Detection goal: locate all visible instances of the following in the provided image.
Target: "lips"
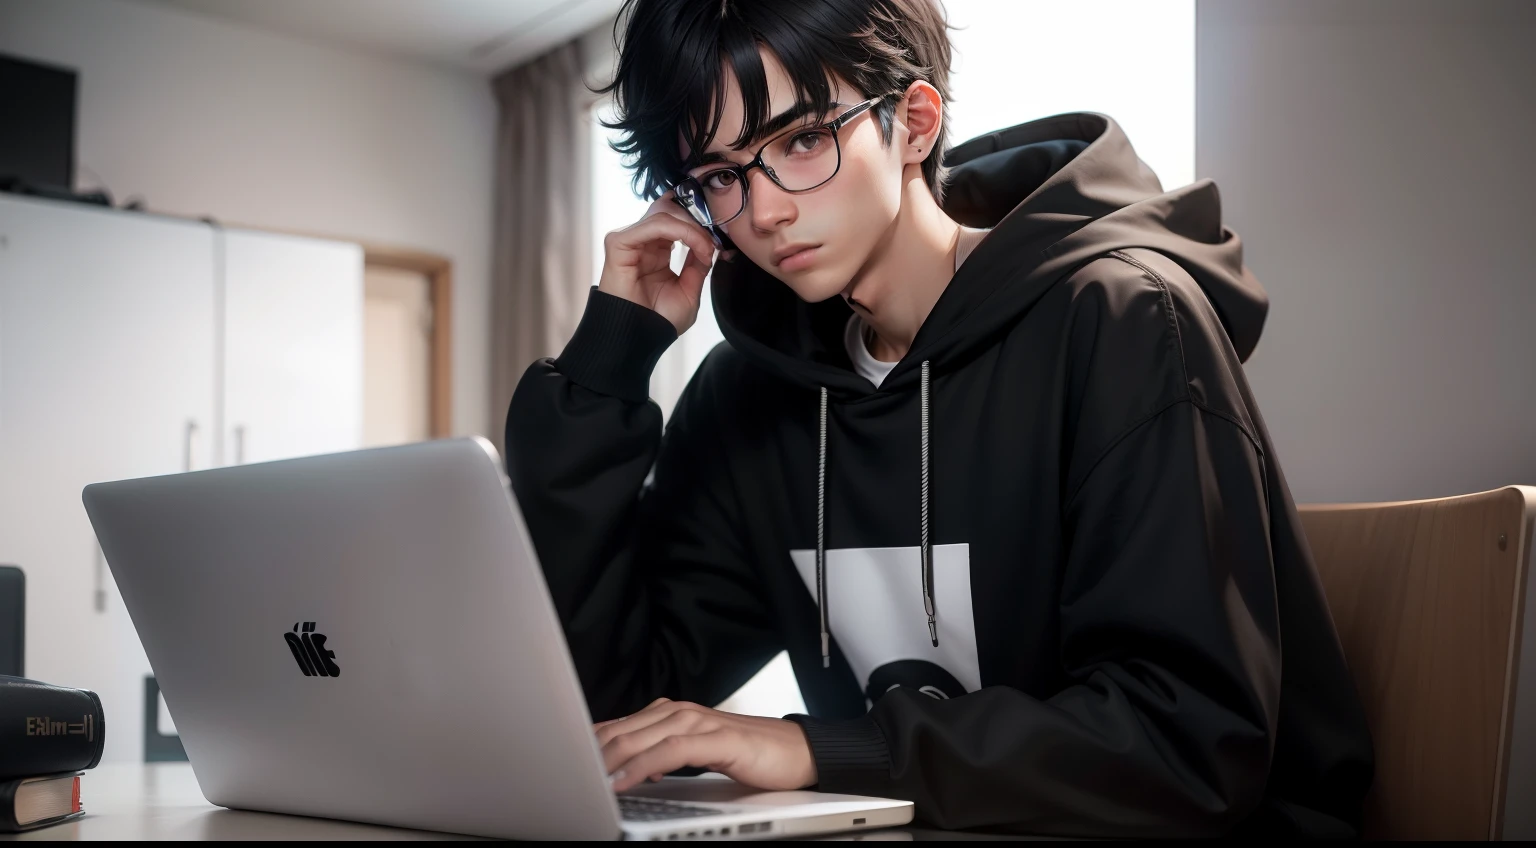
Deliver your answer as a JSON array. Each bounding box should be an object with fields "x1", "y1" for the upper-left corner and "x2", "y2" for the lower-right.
[{"x1": 773, "y1": 244, "x2": 820, "y2": 271}]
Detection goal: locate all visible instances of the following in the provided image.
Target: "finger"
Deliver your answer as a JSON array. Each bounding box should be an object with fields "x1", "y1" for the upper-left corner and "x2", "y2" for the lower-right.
[
  {"x1": 610, "y1": 730, "x2": 735, "y2": 794},
  {"x1": 594, "y1": 699, "x2": 670, "y2": 733},
  {"x1": 672, "y1": 229, "x2": 718, "y2": 274},
  {"x1": 608, "y1": 227, "x2": 712, "y2": 280},
  {"x1": 687, "y1": 242, "x2": 716, "y2": 271},
  {"x1": 675, "y1": 256, "x2": 708, "y2": 309},
  {"x1": 593, "y1": 698, "x2": 671, "y2": 732},
  {"x1": 597, "y1": 701, "x2": 691, "y2": 751},
  {"x1": 601, "y1": 709, "x2": 715, "y2": 775},
  {"x1": 635, "y1": 266, "x2": 685, "y2": 302},
  {"x1": 617, "y1": 213, "x2": 716, "y2": 269},
  {"x1": 634, "y1": 222, "x2": 715, "y2": 282},
  {"x1": 634, "y1": 244, "x2": 675, "y2": 277},
  {"x1": 596, "y1": 699, "x2": 691, "y2": 747},
  {"x1": 633, "y1": 249, "x2": 708, "y2": 290}
]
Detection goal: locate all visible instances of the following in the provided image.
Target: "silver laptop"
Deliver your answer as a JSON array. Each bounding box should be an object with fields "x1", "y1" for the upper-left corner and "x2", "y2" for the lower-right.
[{"x1": 82, "y1": 437, "x2": 912, "y2": 841}]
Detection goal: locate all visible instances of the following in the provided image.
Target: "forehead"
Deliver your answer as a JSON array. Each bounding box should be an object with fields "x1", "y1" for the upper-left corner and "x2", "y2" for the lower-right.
[{"x1": 678, "y1": 47, "x2": 850, "y2": 161}]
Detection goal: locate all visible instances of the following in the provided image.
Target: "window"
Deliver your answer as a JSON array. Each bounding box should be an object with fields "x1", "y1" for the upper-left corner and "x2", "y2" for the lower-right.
[{"x1": 945, "y1": 0, "x2": 1194, "y2": 190}]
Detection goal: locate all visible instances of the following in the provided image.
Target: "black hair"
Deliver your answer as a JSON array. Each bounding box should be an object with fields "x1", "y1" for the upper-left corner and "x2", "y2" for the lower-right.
[{"x1": 594, "y1": 0, "x2": 955, "y2": 205}]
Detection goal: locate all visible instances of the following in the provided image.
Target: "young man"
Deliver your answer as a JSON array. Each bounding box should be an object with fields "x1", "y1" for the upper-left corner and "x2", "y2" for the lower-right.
[{"x1": 507, "y1": 0, "x2": 1373, "y2": 837}]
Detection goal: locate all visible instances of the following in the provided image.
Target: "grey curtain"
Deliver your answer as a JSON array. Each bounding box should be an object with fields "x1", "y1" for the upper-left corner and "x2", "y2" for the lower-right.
[{"x1": 490, "y1": 40, "x2": 595, "y2": 443}]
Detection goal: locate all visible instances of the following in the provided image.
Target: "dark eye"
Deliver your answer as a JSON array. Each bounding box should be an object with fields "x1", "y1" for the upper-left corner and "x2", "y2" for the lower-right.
[
  {"x1": 702, "y1": 169, "x2": 739, "y2": 191},
  {"x1": 785, "y1": 129, "x2": 830, "y2": 156}
]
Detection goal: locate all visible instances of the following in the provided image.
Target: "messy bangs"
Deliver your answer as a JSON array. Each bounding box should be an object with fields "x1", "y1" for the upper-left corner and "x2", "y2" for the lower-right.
[{"x1": 594, "y1": 0, "x2": 954, "y2": 204}]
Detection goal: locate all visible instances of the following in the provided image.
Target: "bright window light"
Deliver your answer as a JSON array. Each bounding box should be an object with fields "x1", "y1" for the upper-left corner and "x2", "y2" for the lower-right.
[{"x1": 945, "y1": 0, "x2": 1194, "y2": 189}]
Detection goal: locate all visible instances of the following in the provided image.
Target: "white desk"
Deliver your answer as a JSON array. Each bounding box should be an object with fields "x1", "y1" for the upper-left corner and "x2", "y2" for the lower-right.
[
  {"x1": 1, "y1": 764, "x2": 470, "y2": 841},
  {"x1": 1, "y1": 764, "x2": 1020, "y2": 841}
]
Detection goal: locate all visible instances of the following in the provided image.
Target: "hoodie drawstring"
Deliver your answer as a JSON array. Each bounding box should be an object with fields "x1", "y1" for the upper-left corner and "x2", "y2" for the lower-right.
[
  {"x1": 816, "y1": 360, "x2": 936, "y2": 671},
  {"x1": 817, "y1": 387, "x2": 830, "y2": 668},
  {"x1": 920, "y1": 360, "x2": 937, "y2": 647}
]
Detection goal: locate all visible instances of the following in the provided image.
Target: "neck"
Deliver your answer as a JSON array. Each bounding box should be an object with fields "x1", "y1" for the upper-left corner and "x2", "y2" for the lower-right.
[{"x1": 841, "y1": 168, "x2": 960, "y2": 363}]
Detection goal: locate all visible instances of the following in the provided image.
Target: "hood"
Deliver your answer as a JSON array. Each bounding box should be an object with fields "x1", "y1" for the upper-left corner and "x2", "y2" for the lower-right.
[
  {"x1": 710, "y1": 112, "x2": 1268, "y2": 398},
  {"x1": 710, "y1": 113, "x2": 1271, "y2": 669}
]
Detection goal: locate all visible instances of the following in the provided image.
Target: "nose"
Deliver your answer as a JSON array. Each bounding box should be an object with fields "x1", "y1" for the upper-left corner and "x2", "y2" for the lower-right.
[{"x1": 745, "y1": 167, "x2": 796, "y2": 233}]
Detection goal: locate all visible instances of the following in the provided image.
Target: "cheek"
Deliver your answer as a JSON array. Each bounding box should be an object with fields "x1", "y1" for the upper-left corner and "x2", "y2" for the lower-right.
[
  {"x1": 802, "y1": 149, "x2": 901, "y2": 270},
  {"x1": 728, "y1": 144, "x2": 901, "y2": 300},
  {"x1": 834, "y1": 140, "x2": 904, "y2": 240}
]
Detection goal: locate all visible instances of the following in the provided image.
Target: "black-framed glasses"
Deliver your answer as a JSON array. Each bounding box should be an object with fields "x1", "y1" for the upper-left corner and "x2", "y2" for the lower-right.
[{"x1": 671, "y1": 95, "x2": 887, "y2": 246}]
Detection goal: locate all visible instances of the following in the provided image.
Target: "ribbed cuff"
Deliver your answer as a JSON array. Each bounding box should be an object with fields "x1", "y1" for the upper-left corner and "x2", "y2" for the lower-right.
[
  {"x1": 553, "y1": 287, "x2": 677, "y2": 403},
  {"x1": 785, "y1": 713, "x2": 898, "y2": 797}
]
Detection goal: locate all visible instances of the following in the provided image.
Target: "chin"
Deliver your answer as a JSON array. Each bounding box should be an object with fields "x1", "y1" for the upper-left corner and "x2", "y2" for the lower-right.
[{"x1": 774, "y1": 269, "x2": 850, "y2": 304}]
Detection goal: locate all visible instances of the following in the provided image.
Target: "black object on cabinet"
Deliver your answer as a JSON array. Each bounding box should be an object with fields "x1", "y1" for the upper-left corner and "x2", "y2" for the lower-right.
[{"x1": 0, "y1": 54, "x2": 77, "y2": 192}]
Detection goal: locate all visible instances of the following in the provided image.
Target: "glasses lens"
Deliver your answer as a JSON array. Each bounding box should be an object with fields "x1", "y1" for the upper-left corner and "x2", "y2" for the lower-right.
[
  {"x1": 761, "y1": 127, "x2": 840, "y2": 191},
  {"x1": 687, "y1": 169, "x2": 746, "y2": 227},
  {"x1": 680, "y1": 125, "x2": 842, "y2": 227},
  {"x1": 674, "y1": 179, "x2": 721, "y2": 228}
]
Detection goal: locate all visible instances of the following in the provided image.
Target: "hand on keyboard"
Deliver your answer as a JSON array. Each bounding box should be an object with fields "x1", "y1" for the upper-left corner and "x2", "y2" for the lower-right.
[{"x1": 596, "y1": 699, "x2": 817, "y2": 795}]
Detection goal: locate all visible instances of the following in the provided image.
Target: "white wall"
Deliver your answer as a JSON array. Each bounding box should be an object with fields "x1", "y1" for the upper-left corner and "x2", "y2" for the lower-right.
[
  {"x1": 1197, "y1": 0, "x2": 1536, "y2": 503},
  {"x1": 0, "y1": 0, "x2": 497, "y2": 439}
]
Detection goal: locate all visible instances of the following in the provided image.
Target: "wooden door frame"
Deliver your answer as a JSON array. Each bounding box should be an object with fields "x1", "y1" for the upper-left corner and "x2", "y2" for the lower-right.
[
  {"x1": 173, "y1": 217, "x2": 456, "y2": 441},
  {"x1": 360, "y1": 244, "x2": 453, "y2": 439}
]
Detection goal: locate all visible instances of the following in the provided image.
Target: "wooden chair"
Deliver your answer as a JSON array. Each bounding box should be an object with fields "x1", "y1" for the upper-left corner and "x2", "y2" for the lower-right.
[{"x1": 1299, "y1": 486, "x2": 1536, "y2": 840}]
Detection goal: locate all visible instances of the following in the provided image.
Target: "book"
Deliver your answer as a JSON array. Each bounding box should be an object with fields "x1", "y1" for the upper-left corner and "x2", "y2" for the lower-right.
[
  {"x1": 0, "y1": 772, "x2": 84, "y2": 832},
  {"x1": 0, "y1": 676, "x2": 104, "y2": 781}
]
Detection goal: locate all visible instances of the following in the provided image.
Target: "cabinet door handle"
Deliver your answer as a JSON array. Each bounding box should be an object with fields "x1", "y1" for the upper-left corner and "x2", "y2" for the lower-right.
[
  {"x1": 233, "y1": 425, "x2": 246, "y2": 465},
  {"x1": 94, "y1": 541, "x2": 107, "y2": 614},
  {"x1": 183, "y1": 420, "x2": 200, "y2": 473}
]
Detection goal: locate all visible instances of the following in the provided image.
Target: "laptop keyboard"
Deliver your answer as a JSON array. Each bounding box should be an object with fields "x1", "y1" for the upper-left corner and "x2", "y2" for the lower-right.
[{"x1": 618, "y1": 795, "x2": 725, "y2": 822}]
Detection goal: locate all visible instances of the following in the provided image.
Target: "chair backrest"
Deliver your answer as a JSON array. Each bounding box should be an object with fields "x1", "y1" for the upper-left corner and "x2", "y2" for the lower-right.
[{"x1": 1299, "y1": 486, "x2": 1536, "y2": 840}]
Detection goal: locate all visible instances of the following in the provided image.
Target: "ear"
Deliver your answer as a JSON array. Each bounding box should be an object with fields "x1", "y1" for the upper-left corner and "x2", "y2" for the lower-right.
[{"x1": 897, "y1": 80, "x2": 944, "y2": 167}]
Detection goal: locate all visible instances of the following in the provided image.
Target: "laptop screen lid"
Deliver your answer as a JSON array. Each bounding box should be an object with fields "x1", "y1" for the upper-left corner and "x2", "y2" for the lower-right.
[{"x1": 83, "y1": 437, "x2": 622, "y2": 840}]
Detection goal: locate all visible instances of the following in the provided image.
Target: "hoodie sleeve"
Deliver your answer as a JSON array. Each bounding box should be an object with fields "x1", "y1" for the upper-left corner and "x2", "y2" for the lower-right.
[
  {"x1": 505, "y1": 287, "x2": 783, "y2": 721},
  {"x1": 790, "y1": 398, "x2": 1279, "y2": 836}
]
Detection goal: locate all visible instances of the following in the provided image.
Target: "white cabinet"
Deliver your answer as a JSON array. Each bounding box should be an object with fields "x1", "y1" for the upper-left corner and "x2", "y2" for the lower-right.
[
  {"x1": 223, "y1": 230, "x2": 363, "y2": 465},
  {"x1": 0, "y1": 195, "x2": 362, "y2": 763},
  {"x1": 0, "y1": 198, "x2": 216, "y2": 765}
]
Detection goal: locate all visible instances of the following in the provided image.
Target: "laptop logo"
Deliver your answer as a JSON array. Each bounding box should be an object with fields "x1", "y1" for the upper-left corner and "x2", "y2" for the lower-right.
[{"x1": 284, "y1": 622, "x2": 341, "y2": 678}]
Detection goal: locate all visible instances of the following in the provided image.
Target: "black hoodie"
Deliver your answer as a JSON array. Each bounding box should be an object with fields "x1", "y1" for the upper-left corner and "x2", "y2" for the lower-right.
[{"x1": 506, "y1": 113, "x2": 1373, "y2": 837}]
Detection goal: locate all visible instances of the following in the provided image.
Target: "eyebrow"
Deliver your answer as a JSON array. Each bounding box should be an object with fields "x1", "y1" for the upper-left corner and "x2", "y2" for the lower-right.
[{"x1": 688, "y1": 100, "x2": 829, "y2": 169}]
